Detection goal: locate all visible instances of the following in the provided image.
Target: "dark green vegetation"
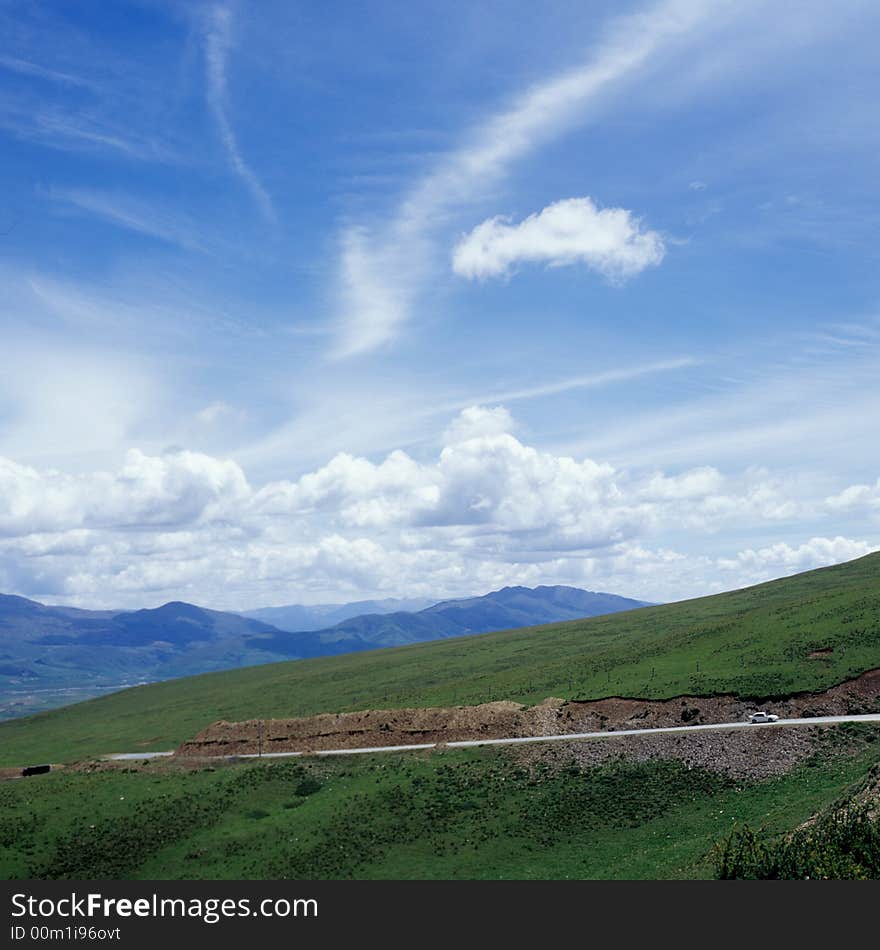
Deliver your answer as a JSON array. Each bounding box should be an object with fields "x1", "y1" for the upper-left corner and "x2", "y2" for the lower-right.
[
  {"x1": 715, "y1": 766, "x2": 880, "y2": 879},
  {"x1": 2, "y1": 552, "x2": 879, "y2": 766},
  {"x1": 715, "y1": 806, "x2": 880, "y2": 879},
  {"x1": 1, "y1": 585, "x2": 643, "y2": 720},
  {"x1": 3, "y1": 728, "x2": 879, "y2": 880}
]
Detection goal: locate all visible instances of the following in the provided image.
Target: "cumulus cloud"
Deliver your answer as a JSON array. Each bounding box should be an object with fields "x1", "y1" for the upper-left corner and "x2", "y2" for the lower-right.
[
  {"x1": 825, "y1": 479, "x2": 880, "y2": 516},
  {"x1": 452, "y1": 197, "x2": 666, "y2": 282},
  {"x1": 0, "y1": 406, "x2": 875, "y2": 609},
  {"x1": 715, "y1": 537, "x2": 876, "y2": 581},
  {"x1": 444, "y1": 405, "x2": 516, "y2": 443},
  {"x1": 639, "y1": 466, "x2": 725, "y2": 500},
  {"x1": 253, "y1": 408, "x2": 627, "y2": 541},
  {"x1": 0, "y1": 449, "x2": 250, "y2": 537}
]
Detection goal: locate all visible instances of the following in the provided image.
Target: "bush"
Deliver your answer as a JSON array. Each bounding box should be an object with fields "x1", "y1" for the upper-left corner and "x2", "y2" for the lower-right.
[
  {"x1": 715, "y1": 804, "x2": 880, "y2": 879},
  {"x1": 295, "y1": 777, "x2": 323, "y2": 797}
]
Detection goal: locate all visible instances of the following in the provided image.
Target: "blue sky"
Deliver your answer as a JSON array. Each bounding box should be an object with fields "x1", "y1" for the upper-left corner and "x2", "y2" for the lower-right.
[{"x1": 1, "y1": 0, "x2": 879, "y2": 609}]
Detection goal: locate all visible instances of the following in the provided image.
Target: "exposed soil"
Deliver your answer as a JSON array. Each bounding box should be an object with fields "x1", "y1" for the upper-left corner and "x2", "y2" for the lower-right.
[
  {"x1": 178, "y1": 668, "x2": 880, "y2": 758},
  {"x1": 179, "y1": 699, "x2": 537, "y2": 756}
]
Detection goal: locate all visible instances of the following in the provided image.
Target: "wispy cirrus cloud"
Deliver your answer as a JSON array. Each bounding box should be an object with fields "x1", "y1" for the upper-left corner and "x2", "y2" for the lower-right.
[
  {"x1": 450, "y1": 358, "x2": 697, "y2": 409},
  {"x1": 333, "y1": 0, "x2": 741, "y2": 358},
  {"x1": 452, "y1": 197, "x2": 666, "y2": 282},
  {"x1": 50, "y1": 188, "x2": 208, "y2": 253},
  {"x1": 0, "y1": 16, "x2": 178, "y2": 164},
  {"x1": 0, "y1": 53, "x2": 96, "y2": 89},
  {"x1": 203, "y1": 3, "x2": 275, "y2": 221},
  {"x1": 0, "y1": 100, "x2": 177, "y2": 162},
  {"x1": 559, "y1": 322, "x2": 880, "y2": 474},
  {"x1": 237, "y1": 356, "x2": 699, "y2": 477}
]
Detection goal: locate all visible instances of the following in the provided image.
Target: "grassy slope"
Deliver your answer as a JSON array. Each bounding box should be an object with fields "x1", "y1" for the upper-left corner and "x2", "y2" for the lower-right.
[
  {"x1": 2, "y1": 552, "x2": 880, "y2": 766},
  {"x1": 3, "y1": 726, "x2": 878, "y2": 880}
]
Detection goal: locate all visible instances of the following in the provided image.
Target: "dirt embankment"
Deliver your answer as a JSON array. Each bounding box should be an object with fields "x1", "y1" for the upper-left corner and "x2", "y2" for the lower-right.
[
  {"x1": 178, "y1": 700, "x2": 537, "y2": 756},
  {"x1": 177, "y1": 668, "x2": 880, "y2": 758}
]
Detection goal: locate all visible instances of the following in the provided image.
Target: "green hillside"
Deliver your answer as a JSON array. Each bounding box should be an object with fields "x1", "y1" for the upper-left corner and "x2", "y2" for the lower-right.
[
  {"x1": 3, "y1": 728, "x2": 879, "y2": 880},
  {"x1": 2, "y1": 552, "x2": 880, "y2": 766}
]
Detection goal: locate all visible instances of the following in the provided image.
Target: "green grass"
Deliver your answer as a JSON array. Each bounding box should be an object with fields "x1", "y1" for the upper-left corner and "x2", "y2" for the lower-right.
[
  {"x1": 2, "y1": 551, "x2": 880, "y2": 766},
  {"x1": 3, "y1": 726, "x2": 879, "y2": 880}
]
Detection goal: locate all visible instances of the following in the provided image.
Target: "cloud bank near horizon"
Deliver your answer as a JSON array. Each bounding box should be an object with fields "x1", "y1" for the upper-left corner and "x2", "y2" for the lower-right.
[{"x1": 0, "y1": 406, "x2": 875, "y2": 610}]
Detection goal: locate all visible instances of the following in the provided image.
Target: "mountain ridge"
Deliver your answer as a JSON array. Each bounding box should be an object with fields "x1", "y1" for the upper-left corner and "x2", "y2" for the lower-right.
[
  {"x1": 0, "y1": 583, "x2": 650, "y2": 718},
  {"x1": 237, "y1": 586, "x2": 651, "y2": 654},
  {"x1": 242, "y1": 597, "x2": 436, "y2": 631}
]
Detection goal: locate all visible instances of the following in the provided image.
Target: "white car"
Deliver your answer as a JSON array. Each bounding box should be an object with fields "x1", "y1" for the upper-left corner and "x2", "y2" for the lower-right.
[{"x1": 747, "y1": 711, "x2": 780, "y2": 724}]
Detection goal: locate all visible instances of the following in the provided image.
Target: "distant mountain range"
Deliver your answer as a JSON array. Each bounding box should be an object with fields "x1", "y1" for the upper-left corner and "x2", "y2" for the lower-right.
[
  {"x1": 243, "y1": 597, "x2": 435, "y2": 631},
  {"x1": 0, "y1": 594, "x2": 287, "y2": 719},
  {"x1": 0, "y1": 586, "x2": 651, "y2": 719},
  {"x1": 240, "y1": 586, "x2": 651, "y2": 653}
]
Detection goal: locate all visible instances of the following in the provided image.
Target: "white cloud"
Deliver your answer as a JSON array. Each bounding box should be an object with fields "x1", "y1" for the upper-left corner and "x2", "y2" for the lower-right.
[
  {"x1": 825, "y1": 479, "x2": 880, "y2": 515},
  {"x1": 715, "y1": 537, "x2": 876, "y2": 581},
  {"x1": 0, "y1": 449, "x2": 250, "y2": 537},
  {"x1": 334, "y1": 227, "x2": 418, "y2": 357},
  {"x1": 452, "y1": 197, "x2": 665, "y2": 282},
  {"x1": 639, "y1": 466, "x2": 725, "y2": 500},
  {"x1": 444, "y1": 406, "x2": 516, "y2": 443}
]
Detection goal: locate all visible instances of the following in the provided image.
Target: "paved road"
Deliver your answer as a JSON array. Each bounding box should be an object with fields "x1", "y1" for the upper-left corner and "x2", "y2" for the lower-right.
[
  {"x1": 105, "y1": 712, "x2": 880, "y2": 761},
  {"x1": 109, "y1": 751, "x2": 175, "y2": 760}
]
